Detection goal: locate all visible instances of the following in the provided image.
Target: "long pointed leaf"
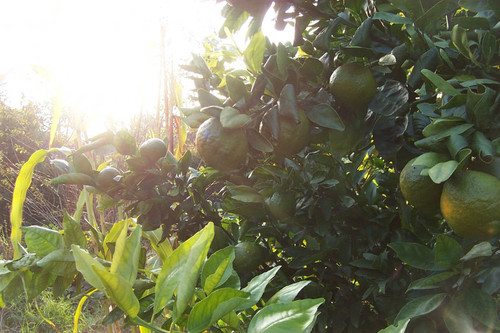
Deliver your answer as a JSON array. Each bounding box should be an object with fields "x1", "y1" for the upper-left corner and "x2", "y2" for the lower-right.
[
  {"x1": 10, "y1": 149, "x2": 58, "y2": 258},
  {"x1": 153, "y1": 222, "x2": 214, "y2": 316},
  {"x1": 110, "y1": 223, "x2": 142, "y2": 285}
]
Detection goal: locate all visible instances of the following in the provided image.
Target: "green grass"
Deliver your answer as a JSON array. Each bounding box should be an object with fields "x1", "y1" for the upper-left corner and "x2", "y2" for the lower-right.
[{"x1": 0, "y1": 290, "x2": 107, "y2": 333}]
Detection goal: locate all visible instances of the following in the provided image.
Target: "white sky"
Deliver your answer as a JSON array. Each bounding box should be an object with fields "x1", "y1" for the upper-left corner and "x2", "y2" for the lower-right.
[{"x1": 0, "y1": 0, "x2": 293, "y2": 135}]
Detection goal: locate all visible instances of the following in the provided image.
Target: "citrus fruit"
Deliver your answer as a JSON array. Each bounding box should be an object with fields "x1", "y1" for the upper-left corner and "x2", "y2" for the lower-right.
[
  {"x1": 96, "y1": 166, "x2": 120, "y2": 190},
  {"x1": 266, "y1": 191, "x2": 295, "y2": 220},
  {"x1": 196, "y1": 117, "x2": 248, "y2": 171},
  {"x1": 275, "y1": 108, "x2": 310, "y2": 157},
  {"x1": 399, "y1": 158, "x2": 443, "y2": 212},
  {"x1": 440, "y1": 170, "x2": 500, "y2": 240},
  {"x1": 233, "y1": 242, "x2": 266, "y2": 274},
  {"x1": 113, "y1": 130, "x2": 137, "y2": 155},
  {"x1": 329, "y1": 63, "x2": 377, "y2": 114},
  {"x1": 329, "y1": 110, "x2": 366, "y2": 155},
  {"x1": 139, "y1": 138, "x2": 167, "y2": 164}
]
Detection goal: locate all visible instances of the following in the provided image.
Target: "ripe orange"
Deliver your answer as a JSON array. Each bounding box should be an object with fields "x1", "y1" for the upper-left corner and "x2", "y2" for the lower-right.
[{"x1": 440, "y1": 171, "x2": 500, "y2": 240}]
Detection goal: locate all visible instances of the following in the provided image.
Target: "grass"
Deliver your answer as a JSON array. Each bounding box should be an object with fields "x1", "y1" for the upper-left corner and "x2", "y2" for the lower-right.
[{"x1": 0, "y1": 290, "x2": 108, "y2": 333}]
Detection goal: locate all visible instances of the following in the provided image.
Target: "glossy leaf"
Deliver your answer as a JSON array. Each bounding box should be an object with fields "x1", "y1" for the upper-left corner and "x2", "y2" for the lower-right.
[
  {"x1": 394, "y1": 293, "x2": 447, "y2": 323},
  {"x1": 10, "y1": 149, "x2": 58, "y2": 259},
  {"x1": 143, "y1": 227, "x2": 173, "y2": 264},
  {"x1": 462, "y1": 287, "x2": 498, "y2": 329},
  {"x1": 460, "y1": 242, "x2": 492, "y2": 261},
  {"x1": 187, "y1": 288, "x2": 250, "y2": 333},
  {"x1": 244, "y1": 30, "x2": 265, "y2": 74},
  {"x1": 220, "y1": 106, "x2": 251, "y2": 129},
  {"x1": 62, "y1": 210, "x2": 86, "y2": 248},
  {"x1": 378, "y1": 319, "x2": 410, "y2": 333},
  {"x1": 388, "y1": 242, "x2": 435, "y2": 270},
  {"x1": 153, "y1": 222, "x2": 214, "y2": 317},
  {"x1": 198, "y1": 89, "x2": 223, "y2": 108},
  {"x1": 434, "y1": 235, "x2": 462, "y2": 269},
  {"x1": 412, "y1": 152, "x2": 449, "y2": 168},
  {"x1": 226, "y1": 185, "x2": 263, "y2": 203},
  {"x1": 305, "y1": 104, "x2": 344, "y2": 130},
  {"x1": 428, "y1": 160, "x2": 458, "y2": 184},
  {"x1": 92, "y1": 265, "x2": 140, "y2": 318},
  {"x1": 71, "y1": 245, "x2": 107, "y2": 292},
  {"x1": 247, "y1": 298, "x2": 324, "y2": 333},
  {"x1": 247, "y1": 129, "x2": 274, "y2": 152},
  {"x1": 237, "y1": 266, "x2": 281, "y2": 311},
  {"x1": 36, "y1": 248, "x2": 74, "y2": 276},
  {"x1": 278, "y1": 84, "x2": 300, "y2": 121},
  {"x1": 22, "y1": 226, "x2": 64, "y2": 258},
  {"x1": 407, "y1": 272, "x2": 458, "y2": 292},
  {"x1": 267, "y1": 280, "x2": 310, "y2": 304},
  {"x1": 421, "y1": 69, "x2": 461, "y2": 96},
  {"x1": 369, "y1": 80, "x2": 409, "y2": 116},
  {"x1": 110, "y1": 223, "x2": 142, "y2": 285},
  {"x1": 201, "y1": 246, "x2": 235, "y2": 294},
  {"x1": 226, "y1": 76, "x2": 250, "y2": 103}
]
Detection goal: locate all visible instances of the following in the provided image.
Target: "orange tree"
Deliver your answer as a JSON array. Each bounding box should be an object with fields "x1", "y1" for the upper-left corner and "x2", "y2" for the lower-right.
[{"x1": 2, "y1": 0, "x2": 500, "y2": 332}]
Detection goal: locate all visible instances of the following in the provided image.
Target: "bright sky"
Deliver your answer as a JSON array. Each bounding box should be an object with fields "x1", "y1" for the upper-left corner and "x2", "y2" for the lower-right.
[{"x1": 0, "y1": 0, "x2": 293, "y2": 135}]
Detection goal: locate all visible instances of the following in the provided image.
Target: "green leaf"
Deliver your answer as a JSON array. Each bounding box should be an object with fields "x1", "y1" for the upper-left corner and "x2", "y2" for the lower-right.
[
  {"x1": 153, "y1": 222, "x2": 214, "y2": 317},
  {"x1": 220, "y1": 106, "x2": 251, "y2": 129},
  {"x1": 247, "y1": 129, "x2": 274, "y2": 152},
  {"x1": 226, "y1": 185, "x2": 264, "y2": 203},
  {"x1": 373, "y1": 12, "x2": 412, "y2": 24},
  {"x1": 187, "y1": 288, "x2": 250, "y2": 333},
  {"x1": 143, "y1": 227, "x2": 173, "y2": 264},
  {"x1": 62, "y1": 210, "x2": 86, "y2": 248},
  {"x1": 377, "y1": 319, "x2": 411, "y2": 333},
  {"x1": 388, "y1": 242, "x2": 435, "y2": 270},
  {"x1": 462, "y1": 287, "x2": 498, "y2": 329},
  {"x1": 71, "y1": 245, "x2": 107, "y2": 292},
  {"x1": 407, "y1": 272, "x2": 458, "y2": 292},
  {"x1": 267, "y1": 281, "x2": 310, "y2": 305},
  {"x1": 415, "y1": 124, "x2": 474, "y2": 149},
  {"x1": 451, "y1": 24, "x2": 479, "y2": 65},
  {"x1": 103, "y1": 219, "x2": 128, "y2": 256},
  {"x1": 276, "y1": 43, "x2": 288, "y2": 76},
  {"x1": 50, "y1": 173, "x2": 96, "y2": 186},
  {"x1": 244, "y1": 30, "x2": 265, "y2": 74},
  {"x1": 434, "y1": 235, "x2": 462, "y2": 269},
  {"x1": 21, "y1": 226, "x2": 64, "y2": 258},
  {"x1": 305, "y1": 104, "x2": 344, "y2": 130},
  {"x1": 421, "y1": 70, "x2": 462, "y2": 97},
  {"x1": 247, "y1": 298, "x2": 324, "y2": 333},
  {"x1": 466, "y1": 85, "x2": 497, "y2": 128},
  {"x1": 10, "y1": 148, "x2": 58, "y2": 259},
  {"x1": 198, "y1": 89, "x2": 223, "y2": 108},
  {"x1": 351, "y1": 17, "x2": 373, "y2": 47},
  {"x1": 428, "y1": 160, "x2": 459, "y2": 184},
  {"x1": 412, "y1": 152, "x2": 449, "y2": 168},
  {"x1": 394, "y1": 293, "x2": 447, "y2": 323},
  {"x1": 369, "y1": 80, "x2": 409, "y2": 116},
  {"x1": 460, "y1": 241, "x2": 493, "y2": 261},
  {"x1": 201, "y1": 246, "x2": 235, "y2": 294},
  {"x1": 92, "y1": 265, "x2": 140, "y2": 318},
  {"x1": 278, "y1": 84, "x2": 300, "y2": 121},
  {"x1": 237, "y1": 266, "x2": 281, "y2": 311},
  {"x1": 109, "y1": 223, "x2": 142, "y2": 285},
  {"x1": 226, "y1": 76, "x2": 250, "y2": 103},
  {"x1": 443, "y1": 296, "x2": 474, "y2": 333},
  {"x1": 472, "y1": 131, "x2": 495, "y2": 163},
  {"x1": 36, "y1": 248, "x2": 75, "y2": 276}
]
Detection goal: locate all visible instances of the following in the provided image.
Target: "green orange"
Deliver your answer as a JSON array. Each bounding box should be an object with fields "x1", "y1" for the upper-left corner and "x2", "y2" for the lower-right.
[
  {"x1": 399, "y1": 158, "x2": 443, "y2": 212},
  {"x1": 196, "y1": 117, "x2": 248, "y2": 171},
  {"x1": 266, "y1": 191, "x2": 296, "y2": 220},
  {"x1": 275, "y1": 108, "x2": 311, "y2": 157},
  {"x1": 139, "y1": 138, "x2": 167, "y2": 163},
  {"x1": 329, "y1": 63, "x2": 377, "y2": 114},
  {"x1": 440, "y1": 171, "x2": 500, "y2": 240},
  {"x1": 96, "y1": 166, "x2": 120, "y2": 190},
  {"x1": 233, "y1": 242, "x2": 266, "y2": 274}
]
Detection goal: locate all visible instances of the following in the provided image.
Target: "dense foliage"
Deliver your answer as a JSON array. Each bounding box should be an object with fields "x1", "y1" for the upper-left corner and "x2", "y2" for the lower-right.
[{"x1": 2, "y1": 0, "x2": 500, "y2": 332}]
